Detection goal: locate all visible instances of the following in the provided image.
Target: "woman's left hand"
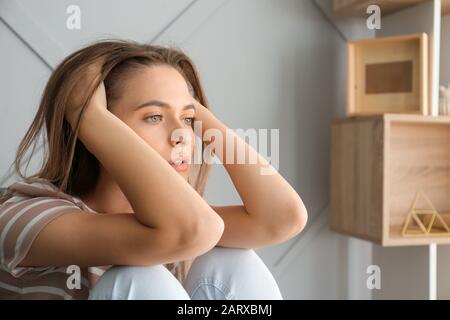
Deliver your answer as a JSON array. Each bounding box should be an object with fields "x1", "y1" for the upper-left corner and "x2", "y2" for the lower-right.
[{"x1": 191, "y1": 98, "x2": 222, "y2": 136}]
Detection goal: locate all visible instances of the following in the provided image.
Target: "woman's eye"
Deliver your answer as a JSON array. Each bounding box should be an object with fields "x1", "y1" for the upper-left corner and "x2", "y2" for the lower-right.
[
  {"x1": 145, "y1": 115, "x2": 163, "y2": 123},
  {"x1": 183, "y1": 117, "x2": 195, "y2": 126}
]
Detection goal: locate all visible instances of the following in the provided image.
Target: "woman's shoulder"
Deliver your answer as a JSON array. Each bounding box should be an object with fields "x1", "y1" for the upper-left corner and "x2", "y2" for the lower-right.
[
  {"x1": 0, "y1": 177, "x2": 93, "y2": 278},
  {"x1": 0, "y1": 177, "x2": 93, "y2": 212}
]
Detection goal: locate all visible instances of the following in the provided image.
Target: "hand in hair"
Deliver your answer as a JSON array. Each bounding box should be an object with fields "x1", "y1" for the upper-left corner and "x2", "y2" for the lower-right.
[
  {"x1": 65, "y1": 59, "x2": 108, "y2": 130},
  {"x1": 191, "y1": 98, "x2": 217, "y2": 135}
]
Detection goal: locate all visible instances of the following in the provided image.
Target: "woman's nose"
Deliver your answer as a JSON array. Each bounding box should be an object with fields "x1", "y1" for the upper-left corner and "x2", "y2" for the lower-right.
[
  {"x1": 171, "y1": 134, "x2": 184, "y2": 146},
  {"x1": 169, "y1": 127, "x2": 189, "y2": 147}
]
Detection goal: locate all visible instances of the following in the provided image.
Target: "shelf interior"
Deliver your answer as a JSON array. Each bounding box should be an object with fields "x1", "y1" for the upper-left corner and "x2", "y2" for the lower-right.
[{"x1": 388, "y1": 121, "x2": 450, "y2": 244}]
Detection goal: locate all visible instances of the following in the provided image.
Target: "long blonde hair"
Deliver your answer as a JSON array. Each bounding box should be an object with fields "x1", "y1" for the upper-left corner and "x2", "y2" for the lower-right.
[{"x1": 14, "y1": 39, "x2": 213, "y2": 282}]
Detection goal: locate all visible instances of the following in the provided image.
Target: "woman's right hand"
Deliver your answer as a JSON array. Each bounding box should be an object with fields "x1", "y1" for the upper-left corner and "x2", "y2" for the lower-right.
[{"x1": 65, "y1": 60, "x2": 108, "y2": 130}]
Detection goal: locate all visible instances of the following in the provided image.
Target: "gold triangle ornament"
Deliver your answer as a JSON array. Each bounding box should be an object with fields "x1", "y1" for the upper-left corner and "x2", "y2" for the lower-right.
[{"x1": 401, "y1": 190, "x2": 450, "y2": 237}]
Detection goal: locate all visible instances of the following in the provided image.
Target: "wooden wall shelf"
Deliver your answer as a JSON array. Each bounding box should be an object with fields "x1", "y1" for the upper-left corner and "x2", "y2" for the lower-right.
[
  {"x1": 333, "y1": 0, "x2": 450, "y2": 17},
  {"x1": 330, "y1": 114, "x2": 450, "y2": 246},
  {"x1": 347, "y1": 33, "x2": 429, "y2": 116}
]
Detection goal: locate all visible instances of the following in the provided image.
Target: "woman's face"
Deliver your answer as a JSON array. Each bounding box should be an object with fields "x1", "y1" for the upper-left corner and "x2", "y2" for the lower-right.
[{"x1": 109, "y1": 65, "x2": 196, "y2": 180}]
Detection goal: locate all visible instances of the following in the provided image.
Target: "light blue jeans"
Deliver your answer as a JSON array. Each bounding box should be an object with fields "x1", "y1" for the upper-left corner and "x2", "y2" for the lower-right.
[{"x1": 88, "y1": 246, "x2": 283, "y2": 300}]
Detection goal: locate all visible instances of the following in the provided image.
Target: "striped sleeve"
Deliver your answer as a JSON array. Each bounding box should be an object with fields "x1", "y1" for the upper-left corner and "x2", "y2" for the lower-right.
[{"x1": 0, "y1": 195, "x2": 81, "y2": 277}]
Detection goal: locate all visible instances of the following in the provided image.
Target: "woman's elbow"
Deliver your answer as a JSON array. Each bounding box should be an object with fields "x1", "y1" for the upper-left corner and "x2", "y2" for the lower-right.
[
  {"x1": 186, "y1": 212, "x2": 225, "y2": 253},
  {"x1": 277, "y1": 199, "x2": 308, "y2": 239},
  {"x1": 291, "y1": 203, "x2": 308, "y2": 236}
]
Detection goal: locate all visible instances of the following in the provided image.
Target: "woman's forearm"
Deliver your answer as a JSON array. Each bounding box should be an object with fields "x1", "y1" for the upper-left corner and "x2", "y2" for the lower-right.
[
  {"x1": 195, "y1": 103, "x2": 307, "y2": 234},
  {"x1": 77, "y1": 105, "x2": 223, "y2": 236}
]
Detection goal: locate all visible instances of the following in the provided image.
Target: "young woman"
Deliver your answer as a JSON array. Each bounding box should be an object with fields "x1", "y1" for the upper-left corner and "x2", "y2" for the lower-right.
[{"x1": 0, "y1": 40, "x2": 307, "y2": 300}]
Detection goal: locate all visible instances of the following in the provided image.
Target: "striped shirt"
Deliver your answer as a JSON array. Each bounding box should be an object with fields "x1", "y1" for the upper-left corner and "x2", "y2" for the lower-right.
[{"x1": 0, "y1": 177, "x2": 179, "y2": 300}]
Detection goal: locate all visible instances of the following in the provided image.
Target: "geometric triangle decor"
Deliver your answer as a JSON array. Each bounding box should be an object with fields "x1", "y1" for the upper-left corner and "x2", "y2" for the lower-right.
[{"x1": 401, "y1": 189, "x2": 450, "y2": 237}]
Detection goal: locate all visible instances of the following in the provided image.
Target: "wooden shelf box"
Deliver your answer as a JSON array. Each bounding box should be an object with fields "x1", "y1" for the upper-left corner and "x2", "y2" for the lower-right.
[
  {"x1": 347, "y1": 33, "x2": 429, "y2": 116},
  {"x1": 330, "y1": 114, "x2": 450, "y2": 246}
]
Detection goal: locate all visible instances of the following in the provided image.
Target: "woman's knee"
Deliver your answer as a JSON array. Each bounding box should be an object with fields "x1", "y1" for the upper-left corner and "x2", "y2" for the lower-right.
[
  {"x1": 184, "y1": 247, "x2": 283, "y2": 300},
  {"x1": 189, "y1": 247, "x2": 273, "y2": 279},
  {"x1": 88, "y1": 265, "x2": 190, "y2": 300}
]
